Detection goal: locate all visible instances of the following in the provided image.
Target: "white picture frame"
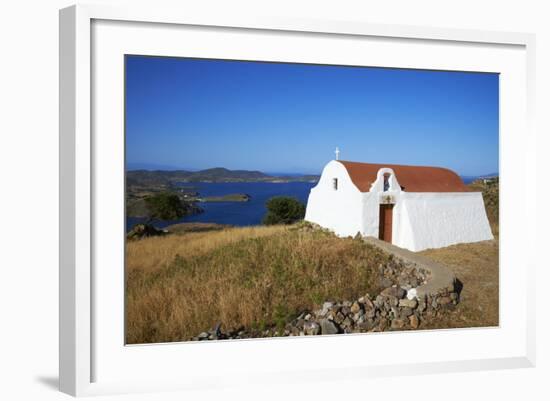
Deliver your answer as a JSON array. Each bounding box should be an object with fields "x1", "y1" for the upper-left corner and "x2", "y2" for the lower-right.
[{"x1": 59, "y1": 4, "x2": 536, "y2": 397}]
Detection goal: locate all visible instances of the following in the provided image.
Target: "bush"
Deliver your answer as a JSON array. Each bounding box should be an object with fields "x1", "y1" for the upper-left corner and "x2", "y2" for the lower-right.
[
  {"x1": 144, "y1": 192, "x2": 186, "y2": 221},
  {"x1": 262, "y1": 196, "x2": 306, "y2": 225}
]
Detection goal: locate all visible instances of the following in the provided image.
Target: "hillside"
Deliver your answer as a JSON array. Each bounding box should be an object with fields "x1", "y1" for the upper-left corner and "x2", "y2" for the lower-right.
[
  {"x1": 468, "y1": 177, "x2": 499, "y2": 236},
  {"x1": 126, "y1": 225, "x2": 393, "y2": 344},
  {"x1": 126, "y1": 167, "x2": 319, "y2": 187}
]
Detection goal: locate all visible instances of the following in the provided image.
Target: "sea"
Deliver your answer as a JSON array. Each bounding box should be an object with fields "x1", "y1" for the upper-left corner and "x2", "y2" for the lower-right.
[{"x1": 126, "y1": 181, "x2": 316, "y2": 231}]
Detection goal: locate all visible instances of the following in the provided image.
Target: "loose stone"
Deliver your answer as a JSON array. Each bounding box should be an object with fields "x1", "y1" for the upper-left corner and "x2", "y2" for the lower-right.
[
  {"x1": 320, "y1": 319, "x2": 339, "y2": 335},
  {"x1": 391, "y1": 318, "x2": 407, "y2": 330},
  {"x1": 399, "y1": 298, "x2": 418, "y2": 309},
  {"x1": 409, "y1": 314, "x2": 419, "y2": 329}
]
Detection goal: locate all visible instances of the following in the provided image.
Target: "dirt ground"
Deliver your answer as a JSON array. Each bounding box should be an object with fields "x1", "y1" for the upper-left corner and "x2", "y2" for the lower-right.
[{"x1": 419, "y1": 238, "x2": 499, "y2": 329}]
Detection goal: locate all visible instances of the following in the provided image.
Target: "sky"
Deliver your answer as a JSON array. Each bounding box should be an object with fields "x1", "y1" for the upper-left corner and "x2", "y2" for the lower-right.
[{"x1": 125, "y1": 55, "x2": 499, "y2": 176}]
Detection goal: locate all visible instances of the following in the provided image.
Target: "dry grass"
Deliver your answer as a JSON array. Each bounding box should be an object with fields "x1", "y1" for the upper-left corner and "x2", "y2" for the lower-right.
[
  {"x1": 126, "y1": 225, "x2": 285, "y2": 274},
  {"x1": 126, "y1": 225, "x2": 390, "y2": 344},
  {"x1": 469, "y1": 179, "x2": 499, "y2": 238},
  {"x1": 419, "y1": 238, "x2": 499, "y2": 329}
]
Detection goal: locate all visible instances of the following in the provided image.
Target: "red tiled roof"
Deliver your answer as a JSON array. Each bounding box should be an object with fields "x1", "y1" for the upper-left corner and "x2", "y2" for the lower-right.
[{"x1": 337, "y1": 160, "x2": 469, "y2": 193}]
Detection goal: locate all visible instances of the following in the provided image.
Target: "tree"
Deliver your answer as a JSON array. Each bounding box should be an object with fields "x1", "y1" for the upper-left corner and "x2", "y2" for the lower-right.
[
  {"x1": 144, "y1": 192, "x2": 186, "y2": 221},
  {"x1": 262, "y1": 196, "x2": 306, "y2": 225}
]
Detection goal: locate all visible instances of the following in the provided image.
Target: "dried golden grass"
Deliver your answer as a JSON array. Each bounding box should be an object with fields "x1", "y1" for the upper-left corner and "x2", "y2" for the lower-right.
[
  {"x1": 125, "y1": 226, "x2": 389, "y2": 344},
  {"x1": 126, "y1": 225, "x2": 286, "y2": 273}
]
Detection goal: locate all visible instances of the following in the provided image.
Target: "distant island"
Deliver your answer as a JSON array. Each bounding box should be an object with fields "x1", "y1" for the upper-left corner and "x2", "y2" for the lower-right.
[{"x1": 200, "y1": 194, "x2": 251, "y2": 202}]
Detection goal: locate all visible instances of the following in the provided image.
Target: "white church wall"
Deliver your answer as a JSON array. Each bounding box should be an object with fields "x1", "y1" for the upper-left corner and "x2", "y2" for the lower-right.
[
  {"x1": 305, "y1": 160, "x2": 363, "y2": 237},
  {"x1": 395, "y1": 192, "x2": 494, "y2": 252}
]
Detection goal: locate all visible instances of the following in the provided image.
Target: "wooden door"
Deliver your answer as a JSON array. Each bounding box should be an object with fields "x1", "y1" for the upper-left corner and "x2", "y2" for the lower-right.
[{"x1": 378, "y1": 204, "x2": 394, "y2": 243}]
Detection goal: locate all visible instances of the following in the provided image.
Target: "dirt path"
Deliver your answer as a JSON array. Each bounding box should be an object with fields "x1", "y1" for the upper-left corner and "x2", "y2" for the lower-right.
[{"x1": 419, "y1": 239, "x2": 499, "y2": 329}]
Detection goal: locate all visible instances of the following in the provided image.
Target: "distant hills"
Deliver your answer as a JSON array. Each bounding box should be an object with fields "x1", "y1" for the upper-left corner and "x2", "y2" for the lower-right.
[
  {"x1": 461, "y1": 173, "x2": 499, "y2": 184},
  {"x1": 126, "y1": 167, "x2": 320, "y2": 187}
]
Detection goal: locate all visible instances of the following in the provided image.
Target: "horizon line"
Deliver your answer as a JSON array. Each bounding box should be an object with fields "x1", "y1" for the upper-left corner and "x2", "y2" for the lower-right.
[{"x1": 125, "y1": 163, "x2": 498, "y2": 178}]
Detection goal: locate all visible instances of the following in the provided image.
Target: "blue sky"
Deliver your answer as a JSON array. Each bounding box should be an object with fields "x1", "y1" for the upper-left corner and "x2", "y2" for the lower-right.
[{"x1": 126, "y1": 56, "x2": 499, "y2": 176}]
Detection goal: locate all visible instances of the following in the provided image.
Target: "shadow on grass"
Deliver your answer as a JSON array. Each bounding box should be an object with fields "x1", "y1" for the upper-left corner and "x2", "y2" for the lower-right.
[{"x1": 454, "y1": 278, "x2": 464, "y2": 297}]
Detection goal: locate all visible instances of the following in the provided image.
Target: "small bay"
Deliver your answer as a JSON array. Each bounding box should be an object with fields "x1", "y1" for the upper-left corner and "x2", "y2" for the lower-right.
[{"x1": 126, "y1": 181, "x2": 316, "y2": 231}]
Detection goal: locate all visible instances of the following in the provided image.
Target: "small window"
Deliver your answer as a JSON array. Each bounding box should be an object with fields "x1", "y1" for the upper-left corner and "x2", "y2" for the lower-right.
[
  {"x1": 383, "y1": 173, "x2": 391, "y2": 191},
  {"x1": 333, "y1": 178, "x2": 338, "y2": 190}
]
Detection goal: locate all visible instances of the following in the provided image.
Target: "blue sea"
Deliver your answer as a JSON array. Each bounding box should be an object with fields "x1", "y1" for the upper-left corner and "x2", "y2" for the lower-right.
[{"x1": 126, "y1": 181, "x2": 316, "y2": 231}]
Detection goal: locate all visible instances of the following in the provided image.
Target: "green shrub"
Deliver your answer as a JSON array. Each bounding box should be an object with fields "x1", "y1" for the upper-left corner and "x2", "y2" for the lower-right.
[
  {"x1": 262, "y1": 196, "x2": 306, "y2": 225},
  {"x1": 144, "y1": 192, "x2": 186, "y2": 221}
]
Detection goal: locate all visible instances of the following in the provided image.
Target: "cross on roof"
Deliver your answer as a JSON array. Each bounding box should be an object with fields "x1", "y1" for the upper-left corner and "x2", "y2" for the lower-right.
[{"x1": 335, "y1": 147, "x2": 340, "y2": 160}]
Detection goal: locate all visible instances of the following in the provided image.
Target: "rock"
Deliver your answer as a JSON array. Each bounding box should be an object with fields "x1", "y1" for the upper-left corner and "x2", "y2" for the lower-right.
[
  {"x1": 380, "y1": 277, "x2": 393, "y2": 288},
  {"x1": 342, "y1": 317, "x2": 353, "y2": 327},
  {"x1": 400, "y1": 307, "x2": 413, "y2": 318},
  {"x1": 350, "y1": 301, "x2": 362, "y2": 314},
  {"x1": 126, "y1": 223, "x2": 165, "y2": 240},
  {"x1": 406, "y1": 288, "x2": 418, "y2": 300},
  {"x1": 380, "y1": 287, "x2": 397, "y2": 297},
  {"x1": 387, "y1": 296, "x2": 399, "y2": 307},
  {"x1": 357, "y1": 320, "x2": 375, "y2": 331},
  {"x1": 304, "y1": 321, "x2": 321, "y2": 335},
  {"x1": 380, "y1": 286, "x2": 406, "y2": 299},
  {"x1": 397, "y1": 287, "x2": 407, "y2": 299},
  {"x1": 363, "y1": 297, "x2": 375, "y2": 310},
  {"x1": 320, "y1": 319, "x2": 339, "y2": 335},
  {"x1": 365, "y1": 307, "x2": 376, "y2": 319},
  {"x1": 323, "y1": 301, "x2": 334, "y2": 310},
  {"x1": 391, "y1": 318, "x2": 407, "y2": 330},
  {"x1": 409, "y1": 314, "x2": 419, "y2": 329},
  {"x1": 304, "y1": 313, "x2": 312, "y2": 321},
  {"x1": 335, "y1": 311, "x2": 346, "y2": 324},
  {"x1": 438, "y1": 296, "x2": 452, "y2": 305},
  {"x1": 198, "y1": 332, "x2": 209, "y2": 340},
  {"x1": 399, "y1": 298, "x2": 418, "y2": 309}
]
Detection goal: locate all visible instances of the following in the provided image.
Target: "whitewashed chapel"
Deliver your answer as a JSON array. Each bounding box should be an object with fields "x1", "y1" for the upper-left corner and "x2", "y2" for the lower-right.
[{"x1": 305, "y1": 151, "x2": 493, "y2": 252}]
